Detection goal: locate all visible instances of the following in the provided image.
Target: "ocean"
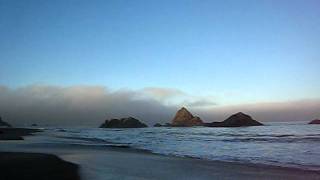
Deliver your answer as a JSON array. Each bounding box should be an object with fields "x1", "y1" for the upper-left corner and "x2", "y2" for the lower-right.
[{"x1": 45, "y1": 122, "x2": 320, "y2": 171}]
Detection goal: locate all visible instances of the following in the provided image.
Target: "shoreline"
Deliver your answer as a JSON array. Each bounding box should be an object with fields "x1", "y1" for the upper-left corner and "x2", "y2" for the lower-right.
[
  {"x1": 1, "y1": 128, "x2": 320, "y2": 180},
  {"x1": 52, "y1": 129, "x2": 320, "y2": 172},
  {"x1": 43, "y1": 141, "x2": 320, "y2": 180},
  {"x1": 55, "y1": 136, "x2": 320, "y2": 172}
]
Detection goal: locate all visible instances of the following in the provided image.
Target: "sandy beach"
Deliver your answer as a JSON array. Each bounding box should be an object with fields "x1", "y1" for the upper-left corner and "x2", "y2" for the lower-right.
[
  {"x1": 0, "y1": 128, "x2": 41, "y2": 140},
  {"x1": 0, "y1": 128, "x2": 319, "y2": 180},
  {"x1": 0, "y1": 152, "x2": 80, "y2": 180},
  {"x1": 0, "y1": 128, "x2": 80, "y2": 180}
]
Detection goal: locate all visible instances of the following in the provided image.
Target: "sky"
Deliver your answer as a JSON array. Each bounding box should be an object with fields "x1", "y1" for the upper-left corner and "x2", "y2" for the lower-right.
[{"x1": 0, "y1": 0, "x2": 319, "y2": 126}]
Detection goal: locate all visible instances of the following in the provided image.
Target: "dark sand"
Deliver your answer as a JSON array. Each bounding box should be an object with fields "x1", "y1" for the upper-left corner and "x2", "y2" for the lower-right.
[
  {"x1": 0, "y1": 128, "x2": 41, "y2": 140},
  {"x1": 0, "y1": 152, "x2": 80, "y2": 180},
  {"x1": 0, "y1": 128, "x2": 80, "y2": 180}
]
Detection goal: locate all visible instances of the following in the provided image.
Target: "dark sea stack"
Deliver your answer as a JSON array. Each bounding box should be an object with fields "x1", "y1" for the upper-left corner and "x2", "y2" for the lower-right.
[
  {"x1": 153, "y1": 123, "x2": 162, "y2": 127},
  {"x1": 221, "y1": 112, "x2": 263, "y2": 127},
  {"x1": 0, "y1": 116, "x2": 11, "y2": 127},
  {"x1": 100, "y1": 117, "x2": 147, "y2": 128},
  {"x1": 171, "y1": 107, "x2": 203, "y2": 127},
  {"x1": 206, "y1": 112, "x2": 263, "y2": 127},
  {"x1": 309, "y1": 119, "x2": 320, "y2": 124}
]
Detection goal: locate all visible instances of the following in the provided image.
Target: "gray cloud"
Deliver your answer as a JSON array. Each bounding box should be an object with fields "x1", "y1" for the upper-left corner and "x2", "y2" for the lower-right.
[
  {"x1": 141, "y1": 87, "x2": 185, "y2": 100},
  {"x1": 0, "y1": 84, "x2": 319, "y2": 127},
  {"x1": 0, "y1": 85, "x2": 176, "y2": 126},
  {"x1": 184, "y1": 99, "x2": 218, "y2": 108}
]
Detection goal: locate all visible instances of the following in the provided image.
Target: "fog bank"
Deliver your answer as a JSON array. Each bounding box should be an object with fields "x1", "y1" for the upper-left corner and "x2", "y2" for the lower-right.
[{"x1": 0, "y1": 85, "x2": 319, "y2": 126}]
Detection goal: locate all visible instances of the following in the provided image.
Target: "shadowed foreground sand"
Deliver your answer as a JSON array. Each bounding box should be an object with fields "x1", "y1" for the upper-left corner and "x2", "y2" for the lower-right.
[
  {"x1": 0, "y1": 152, "x2": 80, "y2": 180},
  {"x1": 0, "y1": 128, "x2": 40, "y2": 140}
]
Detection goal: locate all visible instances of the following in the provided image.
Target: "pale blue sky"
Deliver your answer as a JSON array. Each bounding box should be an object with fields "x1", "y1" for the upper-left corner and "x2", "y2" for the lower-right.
[{"x1": 1, "y1": 0, "x2": 319, "y2": 105}]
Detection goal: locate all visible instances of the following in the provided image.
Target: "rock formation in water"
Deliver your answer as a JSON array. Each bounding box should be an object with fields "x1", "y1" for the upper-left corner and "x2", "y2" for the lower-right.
[
  {"x1": 309, "y1": 119, "x2": 320, "y2": 124},
  {"x1": 0, "y1": 116, "x2": 11, "y2": 127},
  {"x1": 205, "y1": 112, "x2": 263, "y2": 127},
  {"x1": 171, "y1": 107, "x2": 203, "y2": 127},
  {"x1": 99, "y1": 117, "x2": 147, "y2": 128},
  {"x1": 153, "y1": 123, "x2": 162, "y2": 127}
]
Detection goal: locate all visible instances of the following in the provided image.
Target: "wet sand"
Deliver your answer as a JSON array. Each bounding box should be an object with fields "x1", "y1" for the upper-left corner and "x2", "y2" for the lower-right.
[
  {"x1": 1, "y1": 128, "x2": 320, "y2": 180},
  {"x1": 64, "y1": 145, "x2": 320, "y2": 180}
]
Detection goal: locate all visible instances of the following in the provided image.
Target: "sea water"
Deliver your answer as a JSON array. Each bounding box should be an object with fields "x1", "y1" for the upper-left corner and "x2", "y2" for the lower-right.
[{"x1": 47, "y1": 122, "x2": 320, "y2": 171}]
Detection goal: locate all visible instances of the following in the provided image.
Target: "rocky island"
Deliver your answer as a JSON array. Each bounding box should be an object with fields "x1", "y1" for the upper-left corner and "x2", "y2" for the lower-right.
[
  {"x1": 309, "y1": 119, "x2": 320, "y2": 124},
  {"x1": 205, "y1": 112, "x2": 263, "y2": 127},
  {"x1": 153, "y1": 108, "x2": 263, "y2": 128},
  {"x1": 100, "y1": 117, "x2": 148, "y2": 128},
  {"x1": 171, "y1": 107, "x2": 203, "y2": 127},
  {"x1": 153, "y1": 123, "x2": 162, "y2": 127}
]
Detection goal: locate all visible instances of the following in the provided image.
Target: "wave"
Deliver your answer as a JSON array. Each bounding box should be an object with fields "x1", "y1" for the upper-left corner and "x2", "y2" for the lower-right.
[{"x1": 48, "y1": 125, "x2": 320, "y2": 171}]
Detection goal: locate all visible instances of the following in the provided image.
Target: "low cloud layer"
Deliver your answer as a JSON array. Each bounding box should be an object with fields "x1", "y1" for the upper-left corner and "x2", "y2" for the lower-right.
[
  {"x1": 197, "y1": 99, "x2": 320, "y2": 123},
  {"x1": 0, "y1": 85, "x2": 177, "y2": 126},
  {"x1": 0, "y1": 84, "x2": 319, "y2": 126}
]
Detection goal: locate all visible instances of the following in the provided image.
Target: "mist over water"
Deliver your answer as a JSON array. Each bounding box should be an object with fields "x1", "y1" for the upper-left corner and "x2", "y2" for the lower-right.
[
  {"x1": 1, "y1": 85, "x2": 320, "y2": 126},
  {"x1": 47, "y1": 122, "x2": 320, "y2": 171}
]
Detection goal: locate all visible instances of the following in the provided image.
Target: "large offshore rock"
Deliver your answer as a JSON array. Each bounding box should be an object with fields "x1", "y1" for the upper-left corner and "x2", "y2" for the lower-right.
[
  {"x1": 171, "y1": 107, "x2": 203, "y2": 127},
  {"x1": 100, "y1": 117, "x2": 147, "y2": 128},
  {"x1": 206, "y1": 112, "x2": 263, "y2": 127}
]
